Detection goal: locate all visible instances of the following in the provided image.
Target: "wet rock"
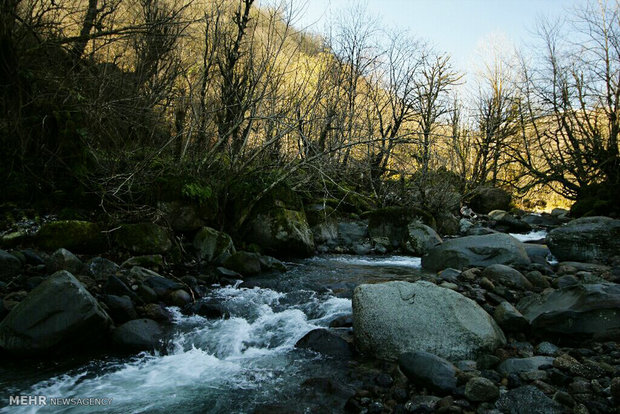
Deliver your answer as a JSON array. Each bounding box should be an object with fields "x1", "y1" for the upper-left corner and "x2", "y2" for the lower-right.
[
  {"x1": 495, "y1": 385, "x2": 563, "y2": 414},
  {"x1": 329, "y1": 314, "x2": 353, "y2": 328},
  {"x1": 482, "y1": 264, "x2": 532, "y2": 290},
  {"x1": 167, "y1": 289, "x2": 192, "y2": 307},
  {"x1": 111, "y1": 318, "x2": 162, "y2": 351},
  {"x1": 49, "y1": 248, "x2": 83, "y2": 274},
  {"x1": 258, "y1": 255, "x2": 287, "y2": 272},
  {"x1": 535, "y1": 342, "x2": 559, "y2": 356},
  {"x1": 0, "y1": 271, "x2": 112, "y2": 355},
  {"x1": 295, "y1": 328, "x2": 352, "y2": 358},
  {"x1": 36, "y1": 220, "x2": 104, "y2": 253},
  {"x1": 493, "y1": 301, "x2": 528, "y2": 331},
  {"x1": 222, "y1": 251, "x2": 262, "y2": 276},
  {"x1": 137, "y1": 303, "x2": 172, "y2": 323},
  {"x1": 183, "y1": 301, "x2": 228, "y2": 319},
  {"x1": 517, "y1": 283, "x2": 620, "y2": 339},
  {"x1": 193, "y1": 227, "x2": 235, "y2": 264},
  {"x1": 547, "y1": 216, "x2": 620, "y2": 263},
  {"x1": 114, "y1": 223, "x2": 171, "y2": 254},
  {"x1": 399, "y1": 351, "x2": 457, "y2": 394},
  {"x1": 523, "y1": 244, "x2": 551, "y2": 265},
  {"x1": 353, "y1": 281, "x2": 505, "y2": 361},
  {"x1": 87, "y1": 257, "x2": 120, "y2": 281},
  {"x1": 464, "y1": 377, "x2": 499, "y2": 402},
  {"x1": 422, "y1": 233, "x2": 530, "y2": 272},
  {"x1": 497, "y1": 356, "x2": 555, "y2": 376},
  {"x1": 0, "y1": 249, "x2": 21, "y2": 280},
  {"x1": 404, "y1": 222, "x2": 442, "y2": 255},
  {"x1": 102, "y1": 294, "x2": 137, "y2": 324},
  {"x1": 489, "y1": 210, "x2": 532, "y2": 233},
  {"x1": 144, "y1": 276, "x2": 183, "y2": 298}
]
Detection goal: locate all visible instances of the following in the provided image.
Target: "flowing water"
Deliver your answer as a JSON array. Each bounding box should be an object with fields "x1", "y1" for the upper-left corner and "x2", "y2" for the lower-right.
[{"x1": 0, "y1": 255, "x2": 425, "y2": 414}]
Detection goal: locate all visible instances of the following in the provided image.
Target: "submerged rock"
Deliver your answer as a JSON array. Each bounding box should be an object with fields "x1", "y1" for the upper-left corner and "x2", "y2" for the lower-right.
[
  {"x1": 517, "y1": 283, "x2": 620, "y2": 339},
  {"x1": 422, "y1": 233, "x2": 530, "y2": 272},
  {"x1": 547, "y1": 216, "x2": 620, "y2": 263},
  {"x1": 353, "y1": 281, "x2": 505, "y2": 361},
  {"x1": 0, "y1": 271, "x2": 112, "y2": 355}
]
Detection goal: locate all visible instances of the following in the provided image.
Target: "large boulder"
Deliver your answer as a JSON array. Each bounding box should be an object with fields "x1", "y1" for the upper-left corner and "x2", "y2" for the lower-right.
[
  {"x1": 422, "y1": 233, "x2": 530, "y2": 272},
  {"x1": 48, "y1": 248, "x2": 83, "y2": 274},
  {"x1": 403, "y1": 222, "x2": 442, "y2": 256},
  {"x1": 192, "y1": 227, "x2": 235, "y2": 264},
  {"x1": 517, "y1": 283, "x2": 620, "y2": 339},
  {"x1": 0, "y1": 271, "x2": 112, "y2": 355},
  {"x1": 0, "y1": 249, "x2": 21, "y2": 280},
  {"x1": 245, "y1": 209, "x2": 314, "y2": 257},
  {"x1": 367, "y1": 207, "x2": 436, "y2": 249},
  {"x1": 222, "y1": 251, "x2": 262, "y2": 276},
  {"x1": 546, "y1": 216, "x2": 620, "y2": 263},
  {"x1": 488, "y1": 210, "x2": 532, "y2": 233},
  {"x1": 36, "y1": 220, "x2": 104, "y2": 253},
  {"x1": 468, "y1": 186, "x2": 511, "y2": 214},
  {"x1": 353, "y1": 281, "x2": 506, "y2": 361},
  {"x1": 114, "y1": 223, "x2": 172, "y2": 254}
]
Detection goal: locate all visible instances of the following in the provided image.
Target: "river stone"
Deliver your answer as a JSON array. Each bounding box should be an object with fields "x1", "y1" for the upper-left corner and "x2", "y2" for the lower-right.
[
  {"x1": 469, "y1": 186, "x2": 511, "y2": 214},
  {"x1": 0, "y1": 271, "x2": 112, "y2": 354},
  {"x1": 245, "y1": 208, "x2": 314, "y2": 257},
  {"x1": 404, "y1": 222, "x2": 442, "y2": 255},
  {"x1": 36, "y1": 220, "x2": 104, "y2": 253},
  {"x1": 87, "y1": 257, "x2": 120, "y2": 281},
  {"x1": 295, "y1": 328, "x2": 353, "y2": 359},
  {"x1": 517, "y1": 283, "x2": 620, "y2": 339},
  {"x1": 398, "y1": 351, "x2": 457, "y2": 394},
  {"x1": 493, "y1": 301, "x2": 528, "y2": 331},
  {"x1": 49, "y1": 248, "x2": 84, "y2": 274},
  {"x1": 353, "y1": 281, "x2": 506, "y2": 361},
  {"x1": 103, "y1": 294, "x2": 137, "y2": 324},
  {"x1": 547, "y1": 216, "x2": 620, "y2": 263},
  {"x1": 464, "y1": 377, "x2": 499, "y2": 402},
  {"x1": 112, "y1": 318, "x2": 162, "y2": 351},
  {"x1": 482, "y1": 264, "x2": 532, "y2": 290},
  {"x1": 222, "y1": 251, "x2": 262, "y2": 276},
  {"x1": 422, "y1": 233, "x2": 530, "y2": 272},
  {"x1": 489, "y1": 210, "x2": 532, "y2": 233},
  {"x1": 497, "y1": 356, "x2": 555, "y2": 376},
  {"x1": 114, "y1": 223, "x2": 171, "y2": 254},
  {"x1": 523, "y1": 244, "x2": 551, "y2": 265},
  {"x1": 0, "y1": 249, "x2": 21, "y2": 280},
  {"x1": 193, "y1": 227, "x2": 235, "y2": 264},
  {"x1": 495, "y1": 385, "x2": 563, "y2": 414}
]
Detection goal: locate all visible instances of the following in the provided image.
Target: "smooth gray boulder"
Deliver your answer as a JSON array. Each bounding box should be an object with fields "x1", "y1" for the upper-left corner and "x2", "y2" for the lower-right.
[
  {"x1": 493, "y1": 301, "x2": 528, "y2": 331},
  {"x1": 0, "y1": 271, "x2": 112, "y2": 354},
  {"x1": 49, "y1": 248, "x2": 83, "y2": 274},
  {"x1": 546, "y1": 216, "x2": 620, "y2": 262},
  {"x1": 398, "y1": 351, "x2": 457, "y2": 394},
  {"x1": 517, "y1": 283, "x2": 620, "y2": 339},
  {"x1": 422, "y1": 233, "x2": 530, "y2": 272},
  {"x1": 0, "y1": 249, "x2": 21, "y2": 280},
  {"x1": 193, "y1": 227, "x2": 235, "y2": 264},
  {"x1": 353, "y1": 281, "x2": 506, "y2": 361}
]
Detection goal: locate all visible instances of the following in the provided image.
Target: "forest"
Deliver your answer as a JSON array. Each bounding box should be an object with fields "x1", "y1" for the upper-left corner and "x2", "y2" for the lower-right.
[{"x1": 1, "y1": 0, "x2": 619, "y2": 225}]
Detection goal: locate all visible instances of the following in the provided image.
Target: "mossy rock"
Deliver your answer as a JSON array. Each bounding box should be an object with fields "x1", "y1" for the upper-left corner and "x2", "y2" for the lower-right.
[
  {"x1": 114, "y1": 223, "x2": 171, "y2": 254},
  {"x1": 36, "y1": 220, "x2": 105, "y2": 253},
  {"x1": 364, "y1": 207, "x2": 436, "y2": 230},
  {"x1": 245, "y1": 208, "x2": 315, "y2": 257},
  {"x1": 305, "y1": 204, "x2": 336, "y2": 227},
  {"x1": 193, "y1": 227, "x2": 235, "y2": 264}
]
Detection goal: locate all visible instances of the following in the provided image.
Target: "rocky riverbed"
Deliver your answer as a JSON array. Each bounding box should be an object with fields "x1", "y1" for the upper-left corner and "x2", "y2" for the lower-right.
[{"x1": 0, "y1": 202, "x2": 619, "y2": 413}]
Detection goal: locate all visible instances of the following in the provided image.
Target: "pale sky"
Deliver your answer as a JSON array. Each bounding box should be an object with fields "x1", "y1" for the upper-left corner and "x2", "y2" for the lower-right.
[{"x1": 270, "y1": 0, "x2": 592, "y2": 75}]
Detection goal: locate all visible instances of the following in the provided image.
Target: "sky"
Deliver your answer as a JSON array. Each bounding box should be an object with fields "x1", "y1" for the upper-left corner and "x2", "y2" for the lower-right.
[{"x1": 270, "y1": 0, "x2": 592, "y2": 76}]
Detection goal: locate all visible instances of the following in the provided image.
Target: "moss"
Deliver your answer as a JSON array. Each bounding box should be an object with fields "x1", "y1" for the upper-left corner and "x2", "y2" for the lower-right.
[
  {"x1": 36, "y1": 220, "x2": 104, "y2": 253},
  {"x1": 114, "y1": 223, "x2": 171, "y2": 254}
]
